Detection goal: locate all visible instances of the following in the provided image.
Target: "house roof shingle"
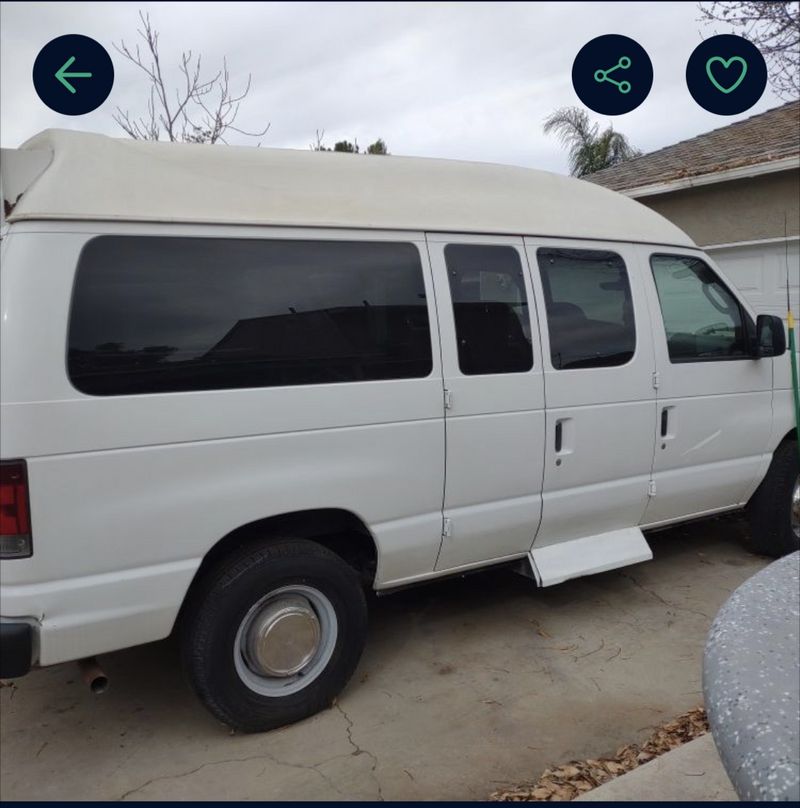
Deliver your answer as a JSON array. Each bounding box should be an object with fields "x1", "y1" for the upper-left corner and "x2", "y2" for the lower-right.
[{"x1": 587, "y1": 100, "x2": 800, "y2": 192}]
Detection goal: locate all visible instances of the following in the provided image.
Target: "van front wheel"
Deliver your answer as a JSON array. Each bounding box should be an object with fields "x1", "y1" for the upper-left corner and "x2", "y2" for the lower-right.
[
  {"x1": 181, "y1": 538, "x2": 368, "y2": 732},
  {"x1": 745, "y1": 439, "x2": 800, "y2": 558}
]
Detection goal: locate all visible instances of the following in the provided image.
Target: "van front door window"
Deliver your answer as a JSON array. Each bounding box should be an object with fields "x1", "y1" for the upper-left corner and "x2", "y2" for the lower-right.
[{"x1": 650, "y1": 254, "x2": 749, "y2": 362}]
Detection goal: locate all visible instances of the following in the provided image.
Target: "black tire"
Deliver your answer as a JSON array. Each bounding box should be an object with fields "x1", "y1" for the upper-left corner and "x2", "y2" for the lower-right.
[
  {"x1": 180, "y1": 538, "x2": 368, "y2": 733},
  {"x1": 745, "y1": 439, "x2": 800, "y2": 558}
]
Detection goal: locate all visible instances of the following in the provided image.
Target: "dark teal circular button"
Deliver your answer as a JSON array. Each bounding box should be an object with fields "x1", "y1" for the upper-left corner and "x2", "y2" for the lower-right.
[
  {"x1": 33, "y1": 34, "x2": 114, "y2": 115},
  {"x1": 686, "y1": 34, "x2": 766, "y2": 115},
  {"x1": 572, "y1": 34, "x2": 653, "y2": 116}
]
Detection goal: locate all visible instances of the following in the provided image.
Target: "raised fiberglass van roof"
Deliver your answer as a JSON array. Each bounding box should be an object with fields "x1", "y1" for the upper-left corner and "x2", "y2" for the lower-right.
[{"x1": 4, "y1": 129, "x2": 694, "y2": 247}]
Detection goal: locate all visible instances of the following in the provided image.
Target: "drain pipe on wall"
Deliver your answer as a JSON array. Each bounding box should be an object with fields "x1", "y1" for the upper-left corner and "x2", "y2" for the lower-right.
[
  {"x1": 788, "y1": 304, "x2": 800, "y2": 464},
  {"x1": 785, "y1": 216, "x2": 800, "y2": 464}
]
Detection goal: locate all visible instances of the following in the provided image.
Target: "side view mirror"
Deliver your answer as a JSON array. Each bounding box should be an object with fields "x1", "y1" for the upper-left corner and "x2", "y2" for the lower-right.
[{"x1": 753, "y1": 314, "x2": 787, "y2": 358}]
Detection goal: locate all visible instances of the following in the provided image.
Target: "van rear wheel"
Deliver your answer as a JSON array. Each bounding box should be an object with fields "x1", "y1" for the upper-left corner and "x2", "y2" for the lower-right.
[
  {"x1": 745, "y1": 439, "x2": 800, "y2": 558},
  {"x1": 181, "y1": 538, "x2": 368, "y2": 733}
]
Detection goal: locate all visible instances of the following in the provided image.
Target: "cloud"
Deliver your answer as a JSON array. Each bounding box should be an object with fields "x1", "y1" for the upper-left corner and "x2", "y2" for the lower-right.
[{"x1": 0, "y1": 1, "x2": 788, "y2": 173}]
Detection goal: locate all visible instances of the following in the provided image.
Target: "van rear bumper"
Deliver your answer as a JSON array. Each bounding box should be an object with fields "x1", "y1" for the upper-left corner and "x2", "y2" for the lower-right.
[{"x1": 0, "y1": 621, "x2": 33, "y2": 678}]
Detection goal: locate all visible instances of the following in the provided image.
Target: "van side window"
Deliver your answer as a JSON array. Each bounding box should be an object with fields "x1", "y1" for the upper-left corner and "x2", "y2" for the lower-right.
[
  {"x1": 444, "y1": 244, "x2": 533, "y2": 375},
  {"x1": 68, "y1": 236, "x2": 433, "y2": 396},
  {"x1": 536, "y1": 248, "x2": 636, "y2": 370},
  {"x1": 650, "y1": 255, "x2": 749, "y2": 362}
]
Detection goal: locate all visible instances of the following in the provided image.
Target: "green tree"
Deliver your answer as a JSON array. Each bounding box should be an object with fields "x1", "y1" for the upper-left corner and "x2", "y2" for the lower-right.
[
  {"x1": 334, "y1": 139, "x2": 358, "y2": 153},
  {"x1": 543, "y1": 107, "x2": 641, "y2": 177},
  {"x1": 310, "y1": 130, "x2": 389, "y2": 154},
  {"x1": 366, "y1": 138, "x2": 389, "y2": 155}
]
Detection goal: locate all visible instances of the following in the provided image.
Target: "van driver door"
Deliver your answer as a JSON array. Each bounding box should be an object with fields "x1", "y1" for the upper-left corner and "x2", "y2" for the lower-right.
[{"x1": 640, "y1": 249, "x2": 773, "y2": 525}]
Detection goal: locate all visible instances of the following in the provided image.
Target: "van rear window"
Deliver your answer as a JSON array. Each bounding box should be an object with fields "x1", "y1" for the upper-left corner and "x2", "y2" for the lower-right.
[
  {"x1": 68, "y1": 236, "x2": 433, "y2": 396},
  {"x1": 444, "y1": 244, "x2": 533, "y2": 375}
]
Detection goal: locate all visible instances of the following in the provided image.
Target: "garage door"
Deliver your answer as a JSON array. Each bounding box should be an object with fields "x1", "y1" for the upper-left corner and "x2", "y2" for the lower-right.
[{"x1": 706, "y1": 238, "x2": 799, "y2": 319}]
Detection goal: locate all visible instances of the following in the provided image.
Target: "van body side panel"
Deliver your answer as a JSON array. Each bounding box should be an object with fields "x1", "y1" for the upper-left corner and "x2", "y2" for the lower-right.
[
  {"x1": 0, "y1": 228, "x2": 446, "y2": 665},
  {"x1": 739, "y1": 385, "x2": 796, "y2": 504}
]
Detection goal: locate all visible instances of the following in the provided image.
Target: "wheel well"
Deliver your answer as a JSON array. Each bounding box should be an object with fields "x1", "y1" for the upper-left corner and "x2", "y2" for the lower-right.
[
  {"x1": 781, "y1": 427, "x2": 797, "y2": 445},
  {"x1": 186, "y1": 508, "x2": 378, "y2": 599}
]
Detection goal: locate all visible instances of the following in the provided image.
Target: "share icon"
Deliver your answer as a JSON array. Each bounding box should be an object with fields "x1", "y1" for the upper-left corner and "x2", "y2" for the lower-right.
[{"x1": 594, "y1": 56, "x2": 632, "y2": 94}]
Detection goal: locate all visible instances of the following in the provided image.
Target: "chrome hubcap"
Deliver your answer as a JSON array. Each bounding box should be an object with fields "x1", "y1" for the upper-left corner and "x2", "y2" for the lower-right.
[
  {"x1": 244, "y1": 595, "x2": 321, "y2": 677},
  {"x1": 791, "y1": 475, "x2": 800, "y2": 541},
  {"x1": 234, "y1": 585, "x2": 337, "y2": 697}
]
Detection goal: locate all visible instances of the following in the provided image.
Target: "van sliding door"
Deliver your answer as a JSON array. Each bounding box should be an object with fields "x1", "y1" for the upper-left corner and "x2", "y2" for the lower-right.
[
  {"x1": 524, "y1": 238, "x2": 658, "y2": 568},
  {"x1": 427, "y1": 234, "x2": 546, "y2": 572}
]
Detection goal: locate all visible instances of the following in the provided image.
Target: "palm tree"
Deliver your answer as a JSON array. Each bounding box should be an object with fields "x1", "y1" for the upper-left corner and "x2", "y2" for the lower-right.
[{"x1": 543, "y1": 107, "x2": 641, "y2": 177}]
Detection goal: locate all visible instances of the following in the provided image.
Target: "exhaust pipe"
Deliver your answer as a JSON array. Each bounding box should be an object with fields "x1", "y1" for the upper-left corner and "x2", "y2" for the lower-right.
[{"x1": 77, "y1": 657, "x2": 108, "y2": 694}]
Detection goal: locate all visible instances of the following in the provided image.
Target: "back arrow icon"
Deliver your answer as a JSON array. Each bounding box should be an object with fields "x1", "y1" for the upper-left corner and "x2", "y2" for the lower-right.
[{"x1": 55, "y1": 56, "x2": 92, "y2": 93}]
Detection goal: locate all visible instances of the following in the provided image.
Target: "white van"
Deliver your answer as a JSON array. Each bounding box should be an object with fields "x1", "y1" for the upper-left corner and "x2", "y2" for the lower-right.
[{"x1": 1, "y1": 131, "x2": 796, "y2": 732}]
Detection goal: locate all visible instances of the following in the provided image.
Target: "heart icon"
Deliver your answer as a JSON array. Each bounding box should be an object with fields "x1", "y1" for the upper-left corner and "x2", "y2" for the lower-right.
[{"x1": 705, "y1": 55, "x2": 748, "y2": 93}]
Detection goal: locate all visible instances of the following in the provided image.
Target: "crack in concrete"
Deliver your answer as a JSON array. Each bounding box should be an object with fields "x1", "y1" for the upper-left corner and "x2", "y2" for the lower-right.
[
  {"x1": 334, "y1": 702, "x2": 384, "y2": 801},
  {"x1": 116, "y1": 745, "x2": 344, "y2": 801},
  {"x1": 573, "y1": 638, "x2": 606, "y2": 661},
  {"x1": 618, "y1": 571, "x2": 710, "y2": 620}
]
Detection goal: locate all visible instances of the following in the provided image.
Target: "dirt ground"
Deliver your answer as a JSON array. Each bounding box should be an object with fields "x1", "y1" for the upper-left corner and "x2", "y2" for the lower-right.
[{"x1": 0, "y1": 515, "x2": 766, "y2": 801}]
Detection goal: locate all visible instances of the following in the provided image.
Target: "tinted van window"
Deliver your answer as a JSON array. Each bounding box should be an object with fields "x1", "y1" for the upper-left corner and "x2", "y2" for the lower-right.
[
  {"x1": 69, "y1": 236, "x2": 433, "y2": 395},
  {"x1": 444, "y1": 244, "x2": 533, "y2": 375},
  {"x1": 650, "y1": 254, "x2": 748, "y2": 362},
  {"x1": 537, "y1": 248, "x2": 636, "y2": 370}
]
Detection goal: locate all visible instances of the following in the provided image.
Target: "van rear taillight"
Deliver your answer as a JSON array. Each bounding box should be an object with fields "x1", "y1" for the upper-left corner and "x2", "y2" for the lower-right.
[{"x1": 0, "y1": 461, "x2": 32, "y2": 558}]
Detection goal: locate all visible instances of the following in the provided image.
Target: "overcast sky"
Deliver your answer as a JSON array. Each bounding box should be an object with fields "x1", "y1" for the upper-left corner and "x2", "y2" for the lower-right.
[{"x1": 0, "y1": 1, "x2": 789, "y2": 173}]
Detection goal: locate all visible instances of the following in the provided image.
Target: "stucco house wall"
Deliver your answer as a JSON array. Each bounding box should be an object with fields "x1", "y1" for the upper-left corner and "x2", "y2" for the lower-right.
[{"x1": 638, "y1": 169, "x2": 800, "y2": 247}]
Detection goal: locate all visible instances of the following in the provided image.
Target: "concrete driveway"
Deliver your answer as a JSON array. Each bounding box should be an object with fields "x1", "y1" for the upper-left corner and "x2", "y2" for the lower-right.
[{"x1": 0, "y1": 516, "x2": 766, "y2": 801}]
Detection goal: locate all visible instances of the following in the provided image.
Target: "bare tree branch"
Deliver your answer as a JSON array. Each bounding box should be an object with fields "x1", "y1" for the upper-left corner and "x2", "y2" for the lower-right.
[
  {"x1": 698, "y1": 2, "x2": 800, "y2": 98},
  {"x1": 310, "y1": 129, "x2": 328, "y2": 151},
  {"x1": 113, "y1": 9, "x2": 269, "y2": 144}
]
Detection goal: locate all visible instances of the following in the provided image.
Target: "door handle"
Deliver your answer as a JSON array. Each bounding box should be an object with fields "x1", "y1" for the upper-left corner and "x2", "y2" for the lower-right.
[
  {"x1": 555, "y1": 420, "x2": 563, "y2": 453},
  {"x1": 660, "y1": 408, "x2": 669, "y2": 437}
]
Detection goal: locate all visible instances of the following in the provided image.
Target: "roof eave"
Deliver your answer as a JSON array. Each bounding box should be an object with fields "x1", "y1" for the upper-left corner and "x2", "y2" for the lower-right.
[{"x1": 616, "y1": 155, "x2": 799, "y2": 199}]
